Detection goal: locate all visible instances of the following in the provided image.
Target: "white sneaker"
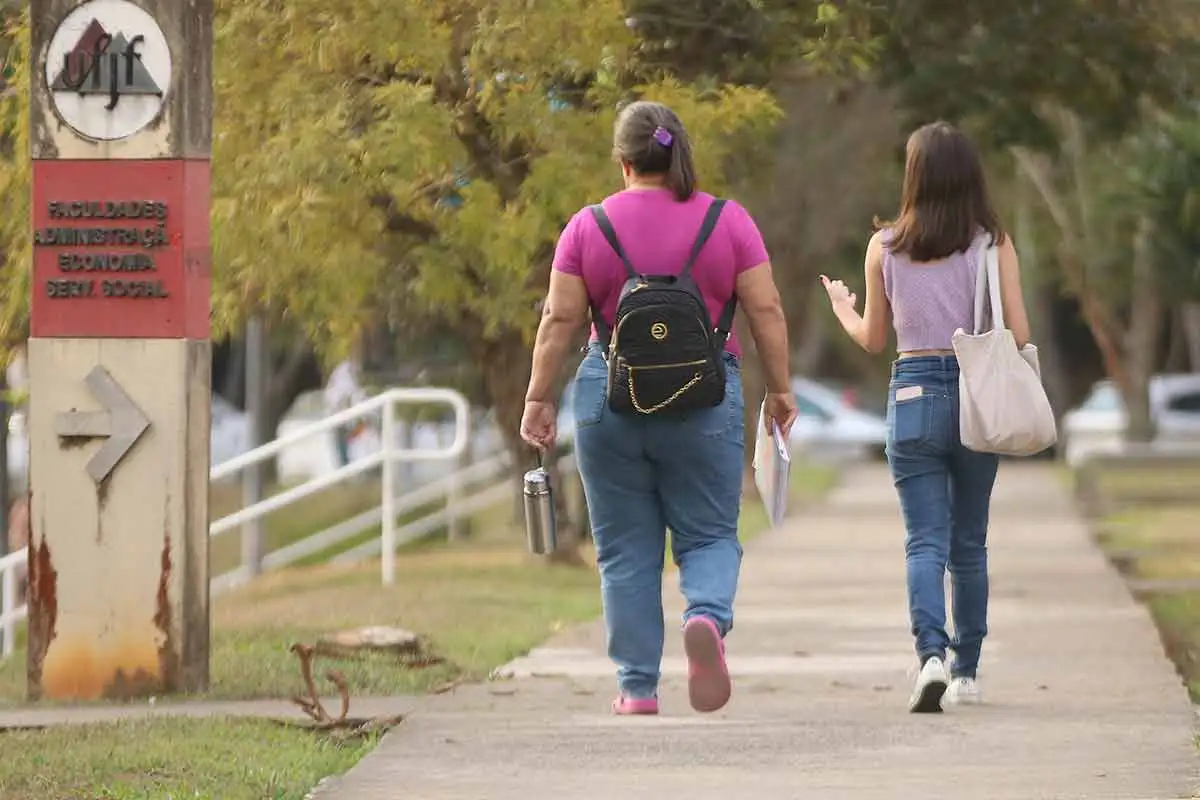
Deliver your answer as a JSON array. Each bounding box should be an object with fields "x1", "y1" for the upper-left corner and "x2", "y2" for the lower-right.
[
  {"x1": 946, "y1": 676, "x2": 982, "y2": 706},
  {"x1": 908, "y1": 656, "x2": 949, "y2": 713}
]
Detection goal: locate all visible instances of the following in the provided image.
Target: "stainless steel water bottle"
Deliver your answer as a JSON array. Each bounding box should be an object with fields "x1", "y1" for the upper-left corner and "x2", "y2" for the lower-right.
[{"x1": 522, "y1": 453, "x2": 558, "y2": 555}]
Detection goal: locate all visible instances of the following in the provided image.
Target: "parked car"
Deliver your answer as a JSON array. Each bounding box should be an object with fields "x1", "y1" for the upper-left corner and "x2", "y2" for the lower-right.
[
  {"x1": 811, "y1": 378, "x2": 888, "y2": 420},
  {"x1": 788, "y1": 377, "x2": 888, "y2": 462},
  {"x1": 1061, "y1": 374, "x2": 1200, "y2": 467}
]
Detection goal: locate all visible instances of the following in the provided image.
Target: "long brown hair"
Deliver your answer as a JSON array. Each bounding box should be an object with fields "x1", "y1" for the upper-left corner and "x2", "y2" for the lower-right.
[
  {"x1": 877, "y1": 121, "x2": 1005, "y2": 262},
  {"x1": 612, "y1": 101, "x2": 697, "y2": 202}
]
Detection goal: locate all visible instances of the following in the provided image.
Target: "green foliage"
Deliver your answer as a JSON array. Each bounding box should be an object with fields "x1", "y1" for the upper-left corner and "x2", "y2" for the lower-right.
[
  {"x1": 803, "y1": 1, "x2": 884, "y2": 80},
  {"x1": 1135, "y1": 111, "x2": 1200, "y2": 298},
  {"x1": 832, "y1": 0, "x2": 1189, "y2": 151},
  {"x1": 215, "y1": 0, "x2": 782, "y2": 353},
  {"x1": 0, "y1": 8, "x2": 28, "y2": 355},
  {"x1": 626, "y1": 0, "x2": 868, "y2": 85},
  {"x1": 0, "y1": 2, "x2": 785, "y2": 367}
]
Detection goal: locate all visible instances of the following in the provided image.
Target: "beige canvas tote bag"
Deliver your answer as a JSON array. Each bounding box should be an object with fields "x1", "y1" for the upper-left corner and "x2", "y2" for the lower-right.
[{"x1": 951, "y1": 241, "x2": 1057, "y2": 456}]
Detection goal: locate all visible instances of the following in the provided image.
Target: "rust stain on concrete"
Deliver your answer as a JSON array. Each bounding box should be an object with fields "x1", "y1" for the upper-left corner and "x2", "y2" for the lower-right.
[
  {"x1": 154, "y1": 530, "x2": 178, "y2": 692},
  {"x1": 45, "y1": 531, "x2": 182, "y2": 700},
  {"x1": 26, "y1": 526, "x2": 58, "y2": 702},
  {"x1": 41, "y1": 640, "x2": 162, "y2": 701}
]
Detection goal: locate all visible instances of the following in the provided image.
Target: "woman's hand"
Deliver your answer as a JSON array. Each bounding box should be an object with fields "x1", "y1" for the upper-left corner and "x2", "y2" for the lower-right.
[
  {"x1": 820, "y1": 275, "x2": 858, "y2": 311},
  {"x1": 520, "y1": 400, "x2": 558, "y2": 452},
  {"x1": 763, "y1": 391, "x2": 799, "y2": 440}
]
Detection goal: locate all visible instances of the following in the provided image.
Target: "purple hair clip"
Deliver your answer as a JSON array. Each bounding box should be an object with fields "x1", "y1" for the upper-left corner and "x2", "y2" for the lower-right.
[{"x1": 652, "y1": 126, "x2": 673, "y2": 148}]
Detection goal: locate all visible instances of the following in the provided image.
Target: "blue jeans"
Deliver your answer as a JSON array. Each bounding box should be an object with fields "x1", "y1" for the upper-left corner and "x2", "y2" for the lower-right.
[
  {"x1": 886, "y1": 355, "x2": 999, "y2": 679},
  {"x1": 573, "y1": 343, "x2": 745, "y2": 700}
]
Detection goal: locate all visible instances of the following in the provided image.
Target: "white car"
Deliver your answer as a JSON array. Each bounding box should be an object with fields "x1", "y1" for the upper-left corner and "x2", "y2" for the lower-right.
[
  {"x1": 788, "y1": 377, "x2": 888, "y2": 462},
  {"x1": 1062, "y1": 374, "x2": 1200, "y2": 467}
]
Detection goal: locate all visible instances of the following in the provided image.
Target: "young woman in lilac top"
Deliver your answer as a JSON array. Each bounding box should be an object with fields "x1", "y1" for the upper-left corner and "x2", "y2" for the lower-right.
[
  {"x1": 821, "y1": 121, "x2": 1032, "y2": 713},
  {"x1": 520, "y1": 101, "x2": 797, "y2": 715}
]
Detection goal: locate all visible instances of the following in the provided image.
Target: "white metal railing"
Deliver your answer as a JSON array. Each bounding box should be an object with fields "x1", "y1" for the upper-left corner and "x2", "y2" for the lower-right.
[
  {"x1": 0, "y1": 386, "x2": 471, "y2": 658},
  {"x1": 209, "y1": 450, "x2": 514, "y2": 595},
  {"x1": 0, "y1": 549, "x2": 21, "y2": 657}
]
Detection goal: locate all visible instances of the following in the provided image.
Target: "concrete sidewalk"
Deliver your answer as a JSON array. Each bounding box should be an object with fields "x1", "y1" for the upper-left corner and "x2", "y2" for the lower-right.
[{"x1": 315, "y1": 463, "x2": 1197, "y2": 800}]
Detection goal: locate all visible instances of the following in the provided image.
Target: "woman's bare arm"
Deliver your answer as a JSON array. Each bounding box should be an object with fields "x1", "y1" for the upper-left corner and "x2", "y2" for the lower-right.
[
  {"x1": 736, "y1": 262, "x2": 790, "y2": 393},
  {"x1": 997, "y1": 237, "x2": 1031, "y2": 348},
  {"x1": 825, "y1": 232, "x2": 890, "y2": 354},
  {"x1": 525, "y1": 271, "x2": 590, "y2": 403}
]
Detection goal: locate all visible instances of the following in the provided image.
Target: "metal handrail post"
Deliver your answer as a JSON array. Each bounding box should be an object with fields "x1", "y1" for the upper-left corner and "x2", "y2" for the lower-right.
[{"x1": 381, "y1": 398, "x2": 397, "y2": 585}]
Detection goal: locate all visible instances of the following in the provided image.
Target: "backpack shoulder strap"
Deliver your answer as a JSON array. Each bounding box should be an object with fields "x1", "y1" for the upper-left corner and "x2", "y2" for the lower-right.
[
  {"x1": 679, "y1": 199, "x2": 727, "y2": 279},
  {"x1": 588, "y1": 204, "x2": 637, "y2": 279},
  {"x1": 714, "y1": 295, "x2": 738, "y2": 343}
]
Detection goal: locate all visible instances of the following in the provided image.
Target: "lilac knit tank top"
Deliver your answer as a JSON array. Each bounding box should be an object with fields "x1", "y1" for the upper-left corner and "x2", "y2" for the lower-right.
[{"x1": 881, "y1": 230, "x2": 985, "y2": 352}]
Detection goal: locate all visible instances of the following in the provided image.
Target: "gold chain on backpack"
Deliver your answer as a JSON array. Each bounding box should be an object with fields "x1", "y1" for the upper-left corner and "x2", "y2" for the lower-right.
[{"x1": 628, "y1": 371, "x2": 704, "y2": 414}]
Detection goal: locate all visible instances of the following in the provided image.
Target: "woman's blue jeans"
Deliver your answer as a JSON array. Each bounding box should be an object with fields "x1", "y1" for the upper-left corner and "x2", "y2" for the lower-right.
[
  {"x1": 886, "y1": 355, "x2": 1000, "y2": 679},
  {"x1": 572, "y1": 344, "x2": 745, "y2": 700}
]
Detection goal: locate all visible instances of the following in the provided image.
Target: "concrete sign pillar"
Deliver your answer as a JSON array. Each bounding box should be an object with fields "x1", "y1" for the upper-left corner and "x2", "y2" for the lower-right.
[{"x1": 26, "y1": 0, "x2": 212, "y2": 701}]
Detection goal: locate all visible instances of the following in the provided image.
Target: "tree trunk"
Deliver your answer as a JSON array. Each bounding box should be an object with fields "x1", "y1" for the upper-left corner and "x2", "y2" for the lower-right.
[
  {"x1": 223, "y1": 339, "x2": 246, "y2": 407},
  {"x1": 1014, "y1": 145, "x2": 1131, "y2": 394},
  {"x1": 1119, "y1": 215, "x2": 1162, "y2": 443},
  {"x1": 475, "y1": 328, "x2": 584, "y2": 566},
  {"x1": 793, "y1": 293, "x2": 827, "y2": 376},
  {"x1": 1181, "y1": 301, "x2": 1200, "y2": 372},
  {"x1": 1014, "y1": 185, "x2": 1072, "y2": 421},
  {"x1": 1014, "y1": 143, "x2": 1153, "y2": 440},
  {"x1": 262, "y1": 337, "x2": 322, "y2": 486},
  {"x1": 242, "y1": 315, "x2": 267, "y2": 577}
]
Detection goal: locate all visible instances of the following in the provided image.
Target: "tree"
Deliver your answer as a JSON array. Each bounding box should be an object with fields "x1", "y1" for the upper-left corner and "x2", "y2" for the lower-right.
[
  {"x1": 1137, "y1": 110, "x2": 1200, "y2": 370},
  {"x1": 815, "y1": 0, "x2": 1197, "y2": 441},
  {"x1": 215, "y1": 1, "x2": 782, "y2": 559},
  {"x1": 0, "y1": 8, "x2": 28, "y2": 356}
]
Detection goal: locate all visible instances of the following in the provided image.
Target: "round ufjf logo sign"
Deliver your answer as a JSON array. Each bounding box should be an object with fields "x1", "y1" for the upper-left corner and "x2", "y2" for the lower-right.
[{"x1": 44, "y1": 0, "x2": 172, "y2": 142}]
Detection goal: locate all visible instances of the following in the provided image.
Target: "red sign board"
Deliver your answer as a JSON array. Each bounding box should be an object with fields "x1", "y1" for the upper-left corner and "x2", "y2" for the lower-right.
[{"x1": 31, "y1": 159, "x2": 210, "y2": 339}]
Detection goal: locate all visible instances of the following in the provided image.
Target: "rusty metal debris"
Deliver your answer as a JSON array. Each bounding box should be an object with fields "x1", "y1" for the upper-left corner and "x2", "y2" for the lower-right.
[
  {"x1": 287, "y1": 642, "x2": 407, "y2": 739},
  {"x1": 289, "y1": 643, "x2": 351, "y2": 727}
]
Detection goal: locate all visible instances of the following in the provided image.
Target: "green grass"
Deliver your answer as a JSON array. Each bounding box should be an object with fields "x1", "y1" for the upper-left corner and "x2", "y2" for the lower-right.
[
  {"x1": 0, "y1": 536, "x2": 602, "y2": 705},
  {"x1": 0, "y1": 716, "x2": 378, "y2": 800},
  {"x1": 0, "y1": 459, "x2": 838, "y2": 799},
  {"x1": 1086, "y1": 465, "x2": 1200, "y2": 701},
  {"x1": 1077, "y1": 461, "x2": 1200, "y2": 516},
  {"x1": 1094, "y1": 506, "x2": 1200, "y2": 582},
  {"x1": 1147, "y1": 591, "x2": 1200, "y2": 701}
]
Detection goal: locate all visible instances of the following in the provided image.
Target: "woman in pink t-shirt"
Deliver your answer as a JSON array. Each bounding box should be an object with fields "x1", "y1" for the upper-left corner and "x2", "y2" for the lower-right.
[{"x1": 520, "y1": 101, "x2": 796, "y2": 716}]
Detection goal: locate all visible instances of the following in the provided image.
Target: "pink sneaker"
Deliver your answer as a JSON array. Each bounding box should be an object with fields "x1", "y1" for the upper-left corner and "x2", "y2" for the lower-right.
[
  {"x1": 612, "y1": 695, "x2": 659, "y2": 715},
  {"x1": 683, "y1": 616, "x2": 731, "y2": 713}
]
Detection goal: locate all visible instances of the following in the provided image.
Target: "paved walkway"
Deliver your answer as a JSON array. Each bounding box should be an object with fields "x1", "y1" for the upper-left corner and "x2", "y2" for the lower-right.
[{"x1": 316, "y1": 463, "x2": 1197, "y2": 800}]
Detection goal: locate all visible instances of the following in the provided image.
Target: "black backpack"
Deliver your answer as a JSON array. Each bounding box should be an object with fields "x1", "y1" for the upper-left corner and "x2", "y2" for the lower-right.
[{"x1": 588, "y1": 198, "x2": 736, "y2": 416}]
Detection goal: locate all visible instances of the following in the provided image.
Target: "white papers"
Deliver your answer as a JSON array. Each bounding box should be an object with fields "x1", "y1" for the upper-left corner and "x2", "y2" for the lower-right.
[{"x1": 752, "y1": 400, "x2": 791, "y2": 528}]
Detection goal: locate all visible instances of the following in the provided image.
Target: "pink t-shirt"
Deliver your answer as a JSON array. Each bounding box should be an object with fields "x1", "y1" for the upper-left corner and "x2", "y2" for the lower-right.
[{"x1": 552, "y1": 188, "x2": 769, "y2": 356}]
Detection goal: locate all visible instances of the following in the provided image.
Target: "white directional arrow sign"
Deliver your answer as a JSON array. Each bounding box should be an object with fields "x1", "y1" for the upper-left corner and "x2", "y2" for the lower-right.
[{"x1": 55, "y1": 365, "x2": 151, "y2": 484}]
